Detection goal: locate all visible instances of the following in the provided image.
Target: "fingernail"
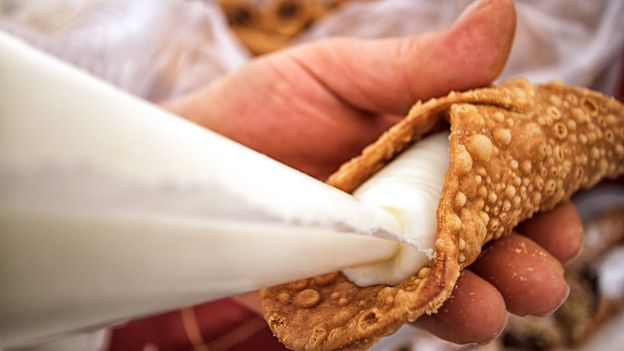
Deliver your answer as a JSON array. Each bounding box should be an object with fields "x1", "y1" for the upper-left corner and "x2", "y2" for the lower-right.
[
  {"x1": 455, "y1": 0, "x2": 490, "y2": 23},
  {"x1": 538, "y1": 282, "x2": 570, "y2": 318},
  {"x1": 493, "y1": 312, "x2": 509, "y2": 340},
  {"x1": 477, "y1": 312, "x2": 509, "y2": 345}
]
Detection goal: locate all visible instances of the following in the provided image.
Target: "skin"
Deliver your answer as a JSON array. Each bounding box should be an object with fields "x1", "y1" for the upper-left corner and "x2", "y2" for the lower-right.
[{"x1": 164, "y1": 0, "x2": 583, "y2": 344}]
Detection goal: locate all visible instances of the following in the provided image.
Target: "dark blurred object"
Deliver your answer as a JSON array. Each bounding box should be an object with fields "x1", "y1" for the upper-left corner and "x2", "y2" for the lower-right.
[
  {"x1": 500, "y1": 207, "x2": 624, "y2": 350},
  {"x1": 219, "y1": 0, "x2": 348, "y2": 55},
  {"x1": 502, "y1": 316, "x2": 563, "y2": 351}
]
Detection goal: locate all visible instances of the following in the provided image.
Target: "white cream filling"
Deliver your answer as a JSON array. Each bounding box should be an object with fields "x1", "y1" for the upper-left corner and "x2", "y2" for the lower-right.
[{"x1": 344, "y1": 131, "x2": 450, "y2": 286}]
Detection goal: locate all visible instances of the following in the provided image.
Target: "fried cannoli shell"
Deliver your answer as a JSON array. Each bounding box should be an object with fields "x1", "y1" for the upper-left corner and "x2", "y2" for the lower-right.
[{"x1": 261, "y1": 79, "x2": 624, "y2": 351}]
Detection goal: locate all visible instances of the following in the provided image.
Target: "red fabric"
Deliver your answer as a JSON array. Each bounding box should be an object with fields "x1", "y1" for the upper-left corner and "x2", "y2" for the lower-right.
[
  {"x1": 108, "y1": 308, "x2": 191, "y2": 351},
  {"x1": 108, "y1": 298, "x2": 287, "y2": 351}
]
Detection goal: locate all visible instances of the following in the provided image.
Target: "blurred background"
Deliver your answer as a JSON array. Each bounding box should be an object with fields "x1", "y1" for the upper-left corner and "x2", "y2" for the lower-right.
[{"x1": 1, "y1": 1, "x2": 623, "y2": 350}]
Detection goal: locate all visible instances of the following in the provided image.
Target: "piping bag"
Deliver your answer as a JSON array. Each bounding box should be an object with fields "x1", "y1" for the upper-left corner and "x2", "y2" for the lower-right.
[{"x1": 0, "y1": 33, "x2": 403, "y2": 346}]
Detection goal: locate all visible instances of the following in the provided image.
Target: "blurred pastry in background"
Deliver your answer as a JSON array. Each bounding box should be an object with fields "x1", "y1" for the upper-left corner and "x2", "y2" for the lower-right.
[
  {"x1": 500, "y1": 207, "x2": 624, "y2": 350},
  {"x1": 219, "y1": 0, "x2": 347, "y2": 55}
]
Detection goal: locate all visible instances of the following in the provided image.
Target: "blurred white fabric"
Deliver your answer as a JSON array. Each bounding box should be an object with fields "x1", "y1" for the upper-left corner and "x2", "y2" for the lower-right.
[
  {"x1": 1, "y1": 1, "x2": 623, "y2": 350},
  {"x1": 2, "y1": 0, "x2": 623, "y2": 102},
  {"x1": 296, "y1": 0, "x2": 624, "y2": 95},
  {"x1": 0, "y1": 0, "x2": 249, "y2": 102}
]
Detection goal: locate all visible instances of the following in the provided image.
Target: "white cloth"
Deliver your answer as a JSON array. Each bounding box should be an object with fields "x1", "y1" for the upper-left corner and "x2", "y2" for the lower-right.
[
  {"x1": 296, "y1": 0, "x2": 624, "y2": 95},
  {"x1": 1, "y1": 0, "x2": 249, "y2": 102},
  {"x1": 2, "y1": 0, "x2": 623, "y2": 101}
]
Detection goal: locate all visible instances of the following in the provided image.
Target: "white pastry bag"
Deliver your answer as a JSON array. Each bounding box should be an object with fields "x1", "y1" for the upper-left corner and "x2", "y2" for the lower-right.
[{"x1": 0, "y1": 32, "x2": 402, "y2": 347}]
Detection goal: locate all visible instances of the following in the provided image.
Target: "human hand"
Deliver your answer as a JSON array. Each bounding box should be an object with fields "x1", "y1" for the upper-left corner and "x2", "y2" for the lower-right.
[
  {"x1": 413, "y1": 202, "x2": 581, "y2": 343},
  {"x1": 164, "y1": 0, "x2": 580, "y2": 344}
]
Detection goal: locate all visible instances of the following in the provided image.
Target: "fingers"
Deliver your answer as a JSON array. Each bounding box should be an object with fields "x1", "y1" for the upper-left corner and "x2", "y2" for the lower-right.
[
  {"x1": 412, "y1": 202, "x2": 579, "y2": 341},
  {"x1": 469, "y1": 234, "x2": 569, "y2": 317},
  {"x1": 413, "y1": 270, "x2": 507, "y2": 344},
  {"x1": 401, "y1": 0, "x2": 516, "y2": 104},
  {"x1": 517, "y1": 201, "x2": 583, "y2": 263},
  {"x1": 288, "y1": 0, "x2": 516, "y2": 115}
]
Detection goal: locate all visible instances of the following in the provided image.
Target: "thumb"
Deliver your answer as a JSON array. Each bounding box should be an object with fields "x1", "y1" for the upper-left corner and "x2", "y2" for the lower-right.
[{"x1": 287, "y1": 0, "x2": 516, "y2": 115}]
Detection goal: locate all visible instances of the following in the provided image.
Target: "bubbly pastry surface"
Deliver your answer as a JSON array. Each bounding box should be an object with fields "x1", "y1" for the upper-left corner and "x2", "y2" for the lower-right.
[
  {"x1": 344, "y1": 131, "x2": 449, "y2": 286},
  {"x1": 262, "y1": 79, "x2": 624, "y2": 351}
]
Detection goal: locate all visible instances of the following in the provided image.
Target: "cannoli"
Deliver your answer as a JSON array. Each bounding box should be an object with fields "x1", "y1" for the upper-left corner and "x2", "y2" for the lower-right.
[
  {"x1": 219, "y1": 0, "x2": 348, "y2": 55},
  {"x1": 219, "y1": 0, "x2": 283, "y2": 56},
  {"x1": 265, "y1": 0, "x2": 315, "y2": 37},
  {"x1": 261, "y1": 79, "x2": 624, "y2": 351}
]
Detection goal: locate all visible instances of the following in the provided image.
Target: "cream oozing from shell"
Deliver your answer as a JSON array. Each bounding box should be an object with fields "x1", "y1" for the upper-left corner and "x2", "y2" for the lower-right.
[{"x1": 343, "y1": 131, "x2": 450, "y2": 286}]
